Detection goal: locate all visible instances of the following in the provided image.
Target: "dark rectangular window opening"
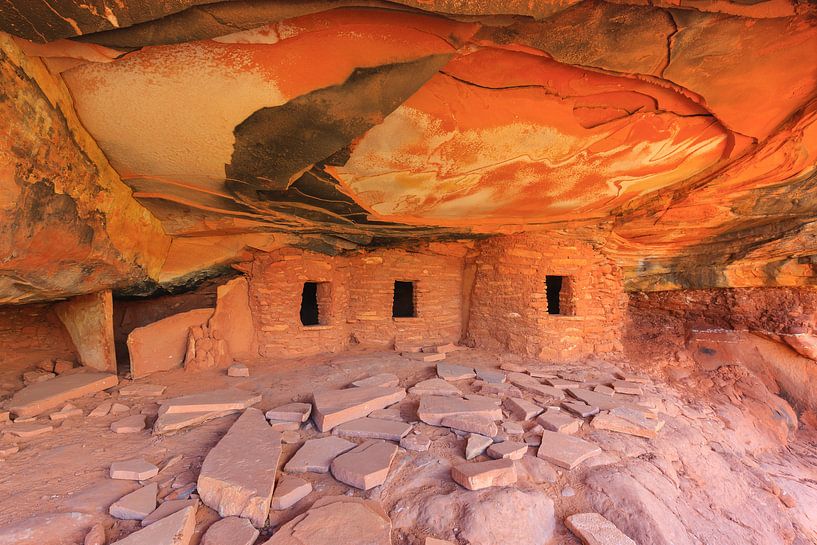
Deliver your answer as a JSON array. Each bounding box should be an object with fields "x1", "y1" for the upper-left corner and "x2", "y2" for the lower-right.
[
  {"x1": 392, "y1": 281, "x2": 416, "y2": 318},
  {"x1": 546, "y1": 275, "x2": 566, "y2": 315},
  {"x1": 300, "y1": 282, "x2": 321, "y2": 326}
]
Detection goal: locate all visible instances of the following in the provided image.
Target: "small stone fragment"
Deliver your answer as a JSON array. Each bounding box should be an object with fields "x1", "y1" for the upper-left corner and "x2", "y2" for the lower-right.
[
  {"x1": 487, "y1": 440, "x2": 528, "y2": 460},
  {"x1": 0, "y1": 444, "x2": 19, "y2": 457},
  {"x1": 110, "y1": 483, "x2": 158, "y2": 520},
  {"x1": 89, "y1": 401, "x2": 113, "y2": 417},
  {"x1": 537, "y1": 409, "x2": 583, "y2": 434},
  {"x1": 333, "y1": 417, "x2": 412, "y2": 441},
  {"x1": 111, "y1": 414, "x2": 147, "y2": 434},
  {"x1": 478, "y1": 381, "x2": 524, "y2": 398},
  {"x1": 537, "y1": 431, "x2": 601, "y2": 469},
  {"x1": 22, "y1": 370, "x2": 55, "y2": 385},
  {"x1": 503, "y1": 397, "x2": 544, "y2": 420},
  {"x1": 441, "y1": 414, "x2": 498, "y2": 437},
  {"x1": 141, "y1": 499, "x2": 198, "y2": 526},
  {"x1": 437, "y1": 362, "x2": 475, "y2": 381},
  {"x1": 352, "y1": 373, "x2": 399, "y2": 388},
  {"x1": 268, "y1": 419, "x2": 300, "y2": 431},
  {"x1": 281, "y1": 430, "x2": 300, "y2": 444},
  {"x1": 50, "y1": 403, "x2": 83, "y2": 421},
  {"x1": 594, "y1": 385, "x2": 615, "y2": 396},
  {"x1": 475, "y1": 368, "x2": 506, "y2": 384},
  {"x1": 119, "y1": 384, "x2": 167, "y2": 397},
  {"x1": 265, "y1": 402, "x2": 312, "y2": 423},
  {"x1": 502, "y1": 421, "x2": 525, "y2": 436},
  {"x1": 84, "y1": 523, "x2": 106, "y2": 545},
  {"x1": 110, "y1": 458, "x2": 159, "y2": 480},
  {"x1": 611, "y1": 380, "x2": 643, "y2": 395},
  {"x1": 0, "y1": 410, "x2": 8, "y2": 423},
  {"x1": 466, "y1": 433, "x2": 493, "y2": 460},
  {"x1": 227, "y1": 364, "x2": 250, "y2": 377},
  {"x1": 330, "y1": 439, "x2": 399, "y2": 490},
  {"x1": 565, "y1": 512, "x2": 637, "y2": 545},
  {"x1": 451, "y1": 458, "x2": 517, "y2": 490},
  {"x1": 110, "y1": 403, "x2": 130, "y2": 415},
  {"x1": 561, "y1": 400, "x2": 599, "y2": 418},
  {"x1": 110, "y1": 504, "x2": 196, "y2": 545},
  {"x1": 53, "y1": 359, "x2": 76, "y2": 374},
  {"x1": 285, "y1": 436, "x2": 356, "y2": 473},
  {"x1": 400, "y1": 433, "x2": 431, "y2": 452},
  {"x1": 271, "y1": 475, "x2": 312, "y2": 510},
  {"x1": 409, "y1": 378, "x2": 461, "y2": 396},
  {"x1": 201, "y1": 516, "x2": 259, "y2": 545},
  {"x1": 4, "y1": 422, "x2": 52, "y2": 438}
]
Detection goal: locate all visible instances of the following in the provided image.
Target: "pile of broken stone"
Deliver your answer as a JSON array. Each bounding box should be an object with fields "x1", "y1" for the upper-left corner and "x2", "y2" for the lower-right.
[{"x1": 0, "y1": 349, "x2": 661, "y2": 545}]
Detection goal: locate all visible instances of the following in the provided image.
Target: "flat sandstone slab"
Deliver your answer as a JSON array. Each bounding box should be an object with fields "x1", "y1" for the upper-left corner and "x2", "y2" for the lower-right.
[
  {"x1": 111, "y1": 505, "x2": 196, "y2": 545},
  {"x1": 537, "y1": 431, "x2": 601, "y2": 469},
  {"x1": 109, "y1": 483, "x2": 158, "y2": 520},
  {"x1": 201, "y1": 516, "x2": 259, "y2": 545},
  {"x1": 451, "y1": 458, "x2": 517, "y2": 490},
  {"x1": 9, "y1": 372, "x2": 118, "y2": 417},
  {"x1": 565, "y1": 512, "x2": 637, "y2": 545},
  {"x1": 352, "y1": 373, "x2": 399, "y2": 388},
  {"x1": 331, "y1": 439, "x2": 399, "y2": 490},
  {"x1": 333, "y1": 417, "x2": 412, "y2": 441},
  {"x1": 418, "y1": 395, "x2": 503, "y2": 426},
  {"x1": 158, "y1": 390, "x2": 261, "y2": 415},
  {"x1": 312, "y1": 386, "x2": 406, "y2": 432},
  {"x1": 285, "y1": 436, "x2": 356, "y2": 473},
  {"x1": 198, "y1": 408, "x2": 282, "y2": 528}
]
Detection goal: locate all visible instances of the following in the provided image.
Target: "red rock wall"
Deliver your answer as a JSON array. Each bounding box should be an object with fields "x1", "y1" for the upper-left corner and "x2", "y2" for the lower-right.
[
  {"x1": 0, "y1": 304, "x2": 77, "y2": 367},
  {"x1": 466, "y1": 234, "x2": 627, "y2": 361},
  {"x1": 247, "y1": 245, "x2": 466, "y2": 358}
]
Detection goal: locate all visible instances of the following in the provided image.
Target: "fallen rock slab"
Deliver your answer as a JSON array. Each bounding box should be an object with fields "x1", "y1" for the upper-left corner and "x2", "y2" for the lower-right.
[
  {"x1": 198, "y1": 408, "x2": 281, "y2": 527},
  {"x1": 400, "y1": 433, "x2": 431, "y2": 452},
  {"x1": 418, "y1": 396, "x2": 502, "y2": 426},
  {"x1": 4, "y1": 422, "x2": 53, "y2": 438},
  {"x1": 285, "y1": 436, "x2": 356, "y2": 473},
  {"x1": 565, "y1": 512, "x2": 637, "y2": 545},
  {"x1": 312, "y1": 386, "x2": 406, "y2": 432},
  {"x1": 475, "y1": 368, "x2": 505, "y2": 384},
  {"x1": 263, "y1": 496, "x2": 391, "y2": 545},
  {"x1": 352, "y1": 373, "x2": 399, "y2": 388},
  {"x1": 466, "y1": 433, "x2": 493, "y2": 460},
  {"x1": 271, "y1": 475, "x2": 312, "y2": 510},
  {"x1": 9, "y1": 372, "x2": 118, "y2": 417},
  {"x1": 154, "y1": 410, "x2": 235, "y2": 434},
  {"x1": 0, "y1": 512, "x2": 95, "y2": 545},
  {"x1": 111, "y1": 415, "x2": 146, "y2": 434},
  {"x1": 110, "y1": 505, "x2": 196, "y2": 545},
  {"x1": 487, "y1": 441, "x2": 528, "y2": 460},
  {"x1": 201, "y1": 517, "x2": 259, "y2": 545},
  {"x1": 50, "y1": 404, "x2": 83, "y2": 421},
  {"x1": 451, "y1": 459, "x2": 517, "y2": 490},
  {"x1": 567, "y1": 388, "x2": 643, "y2": 412},
  {"x1": 331, "y1": 439, "x2": 399, "y2": 490},
  {"x1": 437, "y1": 363, "x2": 475, "y2": 381},
  {"x1": 561, "y1": 400, "x2": 600, "y2": 418},
  {"x1": 110, "y1": 483, "x2": 157, "y2": 520},
  {"x1": 265, "y1": 402, "x2": 311, "y2": 422},
  {"x1": 537, "y1": 409, "x2": 582, "y2": 434},
  {"x1": 591, "y1": 408, "x2": 664, "y2": 439},
  {"x1": 119, "y1": 384, "x2": 166, "y2": 397},
  {"x1": 110, "y1": 458, "x2": 158, "y2": 481},
  {"x1": 141, "y1": 499, "x2": 198, "y2": 526},
  {"x1": 228, "y1": 364, "x2": 250, "y2": 377},
  {"x1": 440, "y1": 414, "x2": 498, "y2": 437},
  {"x1": 503, "y1": 397, "x2": 544, "y2": 420},
  {"x1": 333, "y1": 417, "x2": 412, "y2": 441},
  {"x1": 158, "y1": 389, "x2": 261, "y2": 416},
  {"x1": 537, "y1": 431, "x2": 601, "y2": 469},
  {"x1": 611, "y1": 380, "x2": 643, "y2": 395},
  {"x1": 409, "y1": 378, "x2": 462, "y2": 396}
]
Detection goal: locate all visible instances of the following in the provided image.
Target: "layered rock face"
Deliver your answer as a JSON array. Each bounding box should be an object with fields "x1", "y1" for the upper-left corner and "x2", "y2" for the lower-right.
[{"x1": 0, "y1": 0, "x2": 816, "y2": 302}]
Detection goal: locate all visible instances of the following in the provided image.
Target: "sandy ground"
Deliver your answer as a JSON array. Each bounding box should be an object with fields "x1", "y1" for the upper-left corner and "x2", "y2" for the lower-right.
[{"x1": 1, "y1": 347, "x2": 816, "y2": 545}]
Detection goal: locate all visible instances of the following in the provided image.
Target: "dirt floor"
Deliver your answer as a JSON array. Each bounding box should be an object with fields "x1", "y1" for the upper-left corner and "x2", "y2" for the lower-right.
[{"x1": 1, "y1": 345, "x2": 817, "y2": 545}]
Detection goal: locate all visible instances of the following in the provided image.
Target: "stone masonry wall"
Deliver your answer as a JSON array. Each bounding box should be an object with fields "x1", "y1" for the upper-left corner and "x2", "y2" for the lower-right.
[
  {"x1": 248, "y1": 244, "x2": 466, "y2": 358},
  {"x1": 0, "y1": 304, "x2": 77, "y2": 367},
  {"x1": 467, "y1": 234, "x2": 626, "y2": 361}
]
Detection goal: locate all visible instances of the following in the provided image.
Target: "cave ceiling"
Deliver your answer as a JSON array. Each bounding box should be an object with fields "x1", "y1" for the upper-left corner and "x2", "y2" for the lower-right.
[{"x1": 1, "y1": 0, "x2": 816, "y2": 302}]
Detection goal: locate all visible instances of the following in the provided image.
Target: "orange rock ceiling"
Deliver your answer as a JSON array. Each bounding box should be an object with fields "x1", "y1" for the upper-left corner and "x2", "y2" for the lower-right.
[{"x1": 1, "y1": 0, "x2": 816, "y2": 302}]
